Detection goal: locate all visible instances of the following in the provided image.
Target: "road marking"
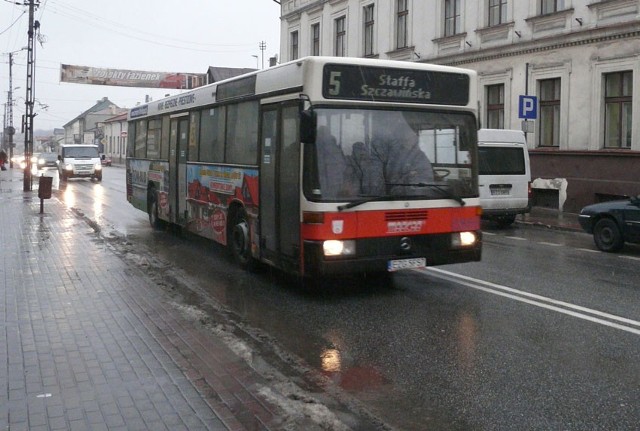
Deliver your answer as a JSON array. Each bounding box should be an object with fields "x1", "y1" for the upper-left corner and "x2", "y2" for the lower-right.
[
  {"x1": 505, "y1": 236, "x2": 527, "y2": 241},
  {"x1": 576, "y1": 248, "x2": 599, "y2": 253},
  {"x1": 424, "y1": 267, "x2": 640, "y2": 336},
  {"x1": 536, "y1": 241, "x2": 562, "y2": 247},
  {"x1": 619, "y1": 255, "x2": 640, "y2": 261}
]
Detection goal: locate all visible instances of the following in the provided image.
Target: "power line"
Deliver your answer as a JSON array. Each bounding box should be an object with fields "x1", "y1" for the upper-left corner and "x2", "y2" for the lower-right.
[
  {"x1": 43, "y1": 0, "x2": 257, "y2": 52},
  {"x1": 0, "y1": 10, "x2": 25, "y2": 35}
]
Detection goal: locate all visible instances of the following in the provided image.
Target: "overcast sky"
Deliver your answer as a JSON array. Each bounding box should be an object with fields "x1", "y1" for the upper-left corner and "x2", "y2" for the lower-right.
[{"x1": 1, "y1": 0, "x2": 281, "y2": 132}]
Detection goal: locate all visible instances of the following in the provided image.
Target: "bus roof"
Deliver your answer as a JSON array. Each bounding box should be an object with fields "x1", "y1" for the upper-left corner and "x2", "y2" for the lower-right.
[{"x1": 128, "y1": 56, "x2": 478, "y2": 121}]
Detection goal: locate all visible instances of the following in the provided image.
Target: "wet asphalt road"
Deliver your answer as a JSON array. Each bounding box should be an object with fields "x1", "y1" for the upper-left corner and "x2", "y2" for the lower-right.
[{"x1": 57, "y1": 167, "x2": 640, "y2": 430}]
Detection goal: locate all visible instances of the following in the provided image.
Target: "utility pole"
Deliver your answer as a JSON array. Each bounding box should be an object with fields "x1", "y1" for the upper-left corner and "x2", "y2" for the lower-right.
[
  {"x1": 7, "y1": 52, "x2": 16, "y2": 168},
  {"x1": 259, "y1": 41, "x2": 266, "y2": 69},
  {"x1": 23, "y1": 0, "x2": 40, "y2": 191}
]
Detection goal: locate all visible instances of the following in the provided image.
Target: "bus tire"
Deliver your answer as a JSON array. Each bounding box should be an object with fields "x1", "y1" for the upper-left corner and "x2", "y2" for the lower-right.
[
  {"x1": 230, "y1": 209, "x2": 256, "y2": 270},
  {"x1": 148, "y1": 188, "x2": 165, "y2": 230}
]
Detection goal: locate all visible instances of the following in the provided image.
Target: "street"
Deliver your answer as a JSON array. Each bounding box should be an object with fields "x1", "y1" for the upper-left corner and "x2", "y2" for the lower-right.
[{"x1": 56, "y1": 166, "x2": 640, "y2": 430}]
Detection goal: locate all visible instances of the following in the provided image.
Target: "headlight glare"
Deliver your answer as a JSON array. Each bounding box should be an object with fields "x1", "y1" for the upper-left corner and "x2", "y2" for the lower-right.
[
  {"x1": 95, "y1": 163, "x2": 102, "y2": 170},
  {"x1": 452, "y1": 231, "x2": 477, "y2": 248},
  {"x1": 323, "y1": 240, "x2": 356, "y2": 257}
]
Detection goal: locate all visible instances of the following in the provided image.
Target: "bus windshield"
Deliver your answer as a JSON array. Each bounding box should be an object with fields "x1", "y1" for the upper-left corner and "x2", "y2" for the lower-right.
[{"x1": 303, "y1": 108, "x2": 478, "y2": 202}]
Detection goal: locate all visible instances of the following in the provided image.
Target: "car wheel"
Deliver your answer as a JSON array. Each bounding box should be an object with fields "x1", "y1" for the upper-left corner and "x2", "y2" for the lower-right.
[
  {"x1": 593, "y1": 218, "x2": 623, "y2": 252},
  {"x1": 230, "y1": 208, "x2": 256, "y2": 270},
  {"x1": 495, "y1": 215, "x2": 516, "y2": 228}
]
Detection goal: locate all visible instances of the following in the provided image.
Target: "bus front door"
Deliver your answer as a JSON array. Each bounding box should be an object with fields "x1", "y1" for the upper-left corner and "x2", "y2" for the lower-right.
[
  {"x1": 259, "y1": 104, "x2": 301, "y2": 270},
  {"x1": 169, "y1": 115, "x2": 189, "y2": 225}
]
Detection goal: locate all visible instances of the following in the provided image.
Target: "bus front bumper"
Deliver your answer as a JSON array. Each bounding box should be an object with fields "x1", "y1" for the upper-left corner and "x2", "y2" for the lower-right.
[{"x1": 302, "y1": 232, "x2": 482, "y2": 277}]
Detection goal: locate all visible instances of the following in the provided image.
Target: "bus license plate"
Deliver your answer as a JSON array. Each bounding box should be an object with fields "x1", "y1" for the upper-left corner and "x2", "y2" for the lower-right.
[{"x1": 387, "y1": 257, "x2": 426, "y2": 272}]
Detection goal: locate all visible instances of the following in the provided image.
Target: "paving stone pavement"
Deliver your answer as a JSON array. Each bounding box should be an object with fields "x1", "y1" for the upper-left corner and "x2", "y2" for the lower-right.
[{"x1": 0, "y1": 168, "x2": 284, "y2": 430}]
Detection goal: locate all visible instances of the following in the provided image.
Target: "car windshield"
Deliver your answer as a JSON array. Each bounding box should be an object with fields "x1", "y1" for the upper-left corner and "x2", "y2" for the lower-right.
[
  {"x1": 65, "y1": 147, "x2": 99, "y2": 158},
  {"x1": 40, "y1": 153, "x2": 58, "y2": 161},
  {"x1": 303, "y1": 108, "x2": 478, "y2": 202}
]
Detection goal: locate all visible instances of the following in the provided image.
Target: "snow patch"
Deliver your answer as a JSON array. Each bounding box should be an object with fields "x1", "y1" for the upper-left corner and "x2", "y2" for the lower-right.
[{"x1": 258, "y1": 384, "x2": 351, "y2": 431}]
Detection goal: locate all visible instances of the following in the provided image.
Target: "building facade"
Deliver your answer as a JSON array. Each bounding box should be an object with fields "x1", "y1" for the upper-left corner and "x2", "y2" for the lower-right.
[
  {"x1": 99, "y1": 112, "x2": 128, "y2": 165},
  {"x1": 63, "y1": 97, "x2": 126, "y2": 146},
  {"x1": 278, "y1": 0, "x2": 640, "y2": 211}
]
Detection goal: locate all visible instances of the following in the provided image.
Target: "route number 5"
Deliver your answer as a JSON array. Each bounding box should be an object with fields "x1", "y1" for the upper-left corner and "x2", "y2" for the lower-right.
[{"x1": 328, "y1": 71, "x2": 342, "y2": 96}]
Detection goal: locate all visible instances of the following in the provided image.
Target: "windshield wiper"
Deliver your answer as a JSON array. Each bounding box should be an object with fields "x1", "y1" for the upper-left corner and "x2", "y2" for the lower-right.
[
  {"x1": 337, "y1": 195, "x2": 396, "y2": 211},
  {"x1": 385, "y1": 183, "x2": 466, "y2": 206},
  {"x1": 338, "y1": 183, "x2": 467, "y2": 211}
]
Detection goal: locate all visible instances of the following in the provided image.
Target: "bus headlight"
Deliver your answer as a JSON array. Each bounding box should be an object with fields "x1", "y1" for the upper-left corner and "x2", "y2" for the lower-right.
[
  {"x1": 323, "y1": 240, "x2": 356, "y2": 257},
  {"x1": 451, "y1": 231, "x2": 477, "y2": 248},
  {"x1": 64, "y1": 163, "x2": 73, "y2": 171}
]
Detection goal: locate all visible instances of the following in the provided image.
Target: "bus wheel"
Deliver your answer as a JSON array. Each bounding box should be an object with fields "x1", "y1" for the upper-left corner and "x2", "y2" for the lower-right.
[
  {"x1": 148, "y1": 189, "x2": 165, "y2": 230},
  {"x1": 230, "y1": 210, "x2": 255, "y2": 270}
]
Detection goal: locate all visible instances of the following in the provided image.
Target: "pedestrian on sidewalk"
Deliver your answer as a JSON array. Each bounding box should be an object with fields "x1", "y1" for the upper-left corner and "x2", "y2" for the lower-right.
[{"x1": 0, "y1": 150, "x2": 7, "y2": 171}]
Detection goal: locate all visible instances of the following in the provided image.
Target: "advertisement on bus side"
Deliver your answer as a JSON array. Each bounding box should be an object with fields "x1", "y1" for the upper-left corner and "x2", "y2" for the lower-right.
[{"x1": 185, "y1": 165, "x2": 259, "y2": 244}]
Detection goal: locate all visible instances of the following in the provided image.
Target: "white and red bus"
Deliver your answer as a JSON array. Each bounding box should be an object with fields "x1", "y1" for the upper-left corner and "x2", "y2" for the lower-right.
[{"x1": 126, "y1": 56, "x2": 482, "y2": 277}]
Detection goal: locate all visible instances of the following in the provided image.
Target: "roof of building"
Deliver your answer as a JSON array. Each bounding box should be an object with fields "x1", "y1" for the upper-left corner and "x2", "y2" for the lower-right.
[
  {"x1": 63, "y1": 97, "x2": 120, "y2": 128},
  {"x1": 207, "y1": 66, "x2": 256, "y2": 83}
]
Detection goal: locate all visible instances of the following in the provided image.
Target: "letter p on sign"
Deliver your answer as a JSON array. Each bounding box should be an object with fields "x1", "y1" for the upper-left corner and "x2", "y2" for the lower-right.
[{"x1": 519, "y1": 95, "x2": 538, "y2": 120}]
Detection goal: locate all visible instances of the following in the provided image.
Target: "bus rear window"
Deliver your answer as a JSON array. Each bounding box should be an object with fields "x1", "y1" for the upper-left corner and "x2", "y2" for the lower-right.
[{"x1": 478, "y1": 147, "x2": 525, "y2": 175}]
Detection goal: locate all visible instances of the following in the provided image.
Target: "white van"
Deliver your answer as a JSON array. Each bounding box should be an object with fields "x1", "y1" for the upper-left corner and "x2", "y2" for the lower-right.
[
  {"x1": 477, "y1": 129, "x2": 531, "y2": 227},
  {"x1": 57, "y1": 144, "x2": 103, "y2": 182}
]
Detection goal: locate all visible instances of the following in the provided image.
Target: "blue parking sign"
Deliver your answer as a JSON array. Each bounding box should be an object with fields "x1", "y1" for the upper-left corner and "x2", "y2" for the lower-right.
[{"x1": 519, "y1": 95, "x2": 538, "y2": 119}]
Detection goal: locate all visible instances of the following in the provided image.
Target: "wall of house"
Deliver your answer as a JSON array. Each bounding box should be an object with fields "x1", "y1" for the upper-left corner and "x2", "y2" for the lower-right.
[{"x1": 279, "y1": 0, "x2": 640, "y2": 211}]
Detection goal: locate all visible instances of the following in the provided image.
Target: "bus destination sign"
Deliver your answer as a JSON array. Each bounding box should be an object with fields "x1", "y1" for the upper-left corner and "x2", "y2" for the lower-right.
[{"x1": 322, "y1": 64, "x2": 469, "y2": 105}]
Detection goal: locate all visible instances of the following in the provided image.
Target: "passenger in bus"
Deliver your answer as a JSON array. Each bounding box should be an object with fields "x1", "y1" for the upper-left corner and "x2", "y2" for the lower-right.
[
  {"x1": 371, "y1": 124, "x2": 434, "y2": 196},
  {"x1": 316, "y1": 126, "x2": 347, "y2": 198},
  {"x1": 347, "y1": 142, "x2": 385, "y2": 196}
]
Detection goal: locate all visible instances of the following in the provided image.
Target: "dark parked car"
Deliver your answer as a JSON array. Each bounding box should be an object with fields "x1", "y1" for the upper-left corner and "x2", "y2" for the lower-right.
[{"x1": 578, "y1": 196, "x2": 640, "y2": 252}]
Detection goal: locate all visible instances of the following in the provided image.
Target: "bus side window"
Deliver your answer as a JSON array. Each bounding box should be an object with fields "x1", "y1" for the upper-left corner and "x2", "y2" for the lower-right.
[
  {"x1": 200, "y1": 107, "x2": 226, "y2": 163},
  {"x1": 127, "y1": 122, "x2": 136, "y2": 158},
  {"x1": 226, "y1": 101, "x2": 259, "y2": 165},
  {"x1": 160, "y1": 116, "x2": 170, "y2": 160},
  {"x1": 188, "y1": 111, "x2": 199, "y2": 162},
  {"x1": 134, "y1": 119, "x2": 147, "y2": 158}
]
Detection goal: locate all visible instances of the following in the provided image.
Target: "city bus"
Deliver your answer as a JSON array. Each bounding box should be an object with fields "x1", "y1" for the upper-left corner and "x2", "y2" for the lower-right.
[{"x1": 126, "y1": 56, "x2": 482, "y2": 277}]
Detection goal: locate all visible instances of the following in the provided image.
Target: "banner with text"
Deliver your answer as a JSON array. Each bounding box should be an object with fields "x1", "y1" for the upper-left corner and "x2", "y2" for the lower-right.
[{"x1": 60, "y1": 64, "x2": 206, "y2": 89}]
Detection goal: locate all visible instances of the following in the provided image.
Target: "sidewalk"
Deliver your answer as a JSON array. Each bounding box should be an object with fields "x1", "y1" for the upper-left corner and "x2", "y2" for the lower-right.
[
  {"x1": 517, "y1": 206, "x2": 582, "y2": 232},
  {"x1": 0, "y1": 167, "x2": 284, "y2": 430}
]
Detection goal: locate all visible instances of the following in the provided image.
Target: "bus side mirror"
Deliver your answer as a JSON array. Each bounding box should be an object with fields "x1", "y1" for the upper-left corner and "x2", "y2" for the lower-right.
[{"x1": 300, "y1": 109, "x2": 317, "y2": 144}]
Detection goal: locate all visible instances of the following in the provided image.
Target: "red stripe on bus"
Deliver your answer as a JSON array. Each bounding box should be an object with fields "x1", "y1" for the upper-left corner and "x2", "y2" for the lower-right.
[{"x1": 301, "y1": 206, "x2": 481, "y2": 240}]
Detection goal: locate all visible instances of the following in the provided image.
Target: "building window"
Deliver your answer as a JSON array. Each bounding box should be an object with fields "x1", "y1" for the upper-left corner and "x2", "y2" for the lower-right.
[
  {"x1": 539, "y1": 78, "x2": 560, "y2": 147},
  {"x1": 540, "y1": 0, "x2": 564, "y2": 15},
  {"x1": 364, "y1": 4, "x2": 375, "y2": 56},
  {"x1": 311, "y1": 23, "x2": 320, "y2": 56},
  {"x1": 397, "y1": 0, "x2": 408, "y2": 49},
  {"x1": 604, "y1": 71, "x2": 633, "y2": 149},
  {"x1": 444, "y1": 0, "x2": 461, "y2": 37},
  {"x1": 335, "y1": 16, "x2": 346, "y2": 57},
  {"x1": 290, "y1": 31, "x2": 299, "y2": 60},
  {"x1": 486, "y1": 84, "x2": 504, "y2": 129},
  {"x1": 488, "y1": 0, "x2": 507, "y2": 26}
]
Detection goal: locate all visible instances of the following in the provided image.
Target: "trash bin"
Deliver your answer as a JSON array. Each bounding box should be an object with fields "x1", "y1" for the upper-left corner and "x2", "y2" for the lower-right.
[{"x1": 38, "y1": 175, "x2": 53, "y2": 200}]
